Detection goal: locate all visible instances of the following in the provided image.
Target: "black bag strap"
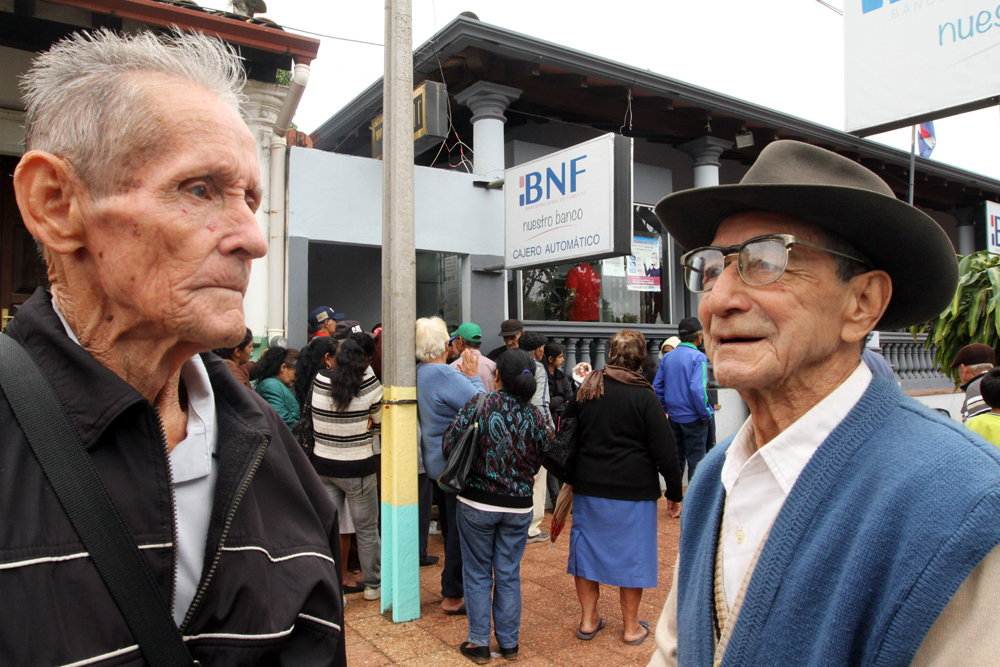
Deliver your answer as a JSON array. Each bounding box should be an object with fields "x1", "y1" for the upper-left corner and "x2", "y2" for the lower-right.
[{"x1": 0, "y1": 333, "x2": 197, "y2": 667}]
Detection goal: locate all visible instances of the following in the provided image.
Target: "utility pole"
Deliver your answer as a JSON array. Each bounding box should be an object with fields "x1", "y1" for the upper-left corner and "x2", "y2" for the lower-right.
[
  {"x1": 380, "y1": 0, "x2": 419, "y2": 622},
  {"x1": 908, "y1": 124, "x2": 916, "y2": 206}
]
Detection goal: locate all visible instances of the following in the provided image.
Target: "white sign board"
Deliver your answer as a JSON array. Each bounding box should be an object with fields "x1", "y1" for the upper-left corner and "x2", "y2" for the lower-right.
[
  {"x1": 986, "y1": 201, "x2": 1000, "y2": 253},
  {"x1": 845, "y1": 0, "x2": 1000, "y2": 135},
  {"x1": 504, "y1": 134, "x2": 632, "y2": 270}
]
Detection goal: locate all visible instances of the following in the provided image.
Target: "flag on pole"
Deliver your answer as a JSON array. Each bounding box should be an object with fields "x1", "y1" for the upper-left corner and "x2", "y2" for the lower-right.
[{"x1": 918, "y1": 122, "x2": 936, "y2": 158}]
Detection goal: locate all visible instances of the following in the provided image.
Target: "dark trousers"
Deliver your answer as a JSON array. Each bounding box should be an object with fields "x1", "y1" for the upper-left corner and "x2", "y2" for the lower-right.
[
  {"x1": 670, "y1": 418, "x2": 710, "y2": 485},
  {"x1": 418, "y1": 473, "x2": 433, "y2": 560},
  {"x1": 433, "y1": 484, "x2": 464, "y2": 599}
]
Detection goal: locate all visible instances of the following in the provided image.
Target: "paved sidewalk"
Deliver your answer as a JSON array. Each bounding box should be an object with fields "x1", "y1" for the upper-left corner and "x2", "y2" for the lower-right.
[{"x1": 344, "y1": 502, "x2": 681, "y2": 666}]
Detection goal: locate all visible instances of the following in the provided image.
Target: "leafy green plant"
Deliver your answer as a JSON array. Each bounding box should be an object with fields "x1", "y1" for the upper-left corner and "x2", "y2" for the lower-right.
[{"x1": 911, "y1": 251, "x2": 1000, "y2": 385}]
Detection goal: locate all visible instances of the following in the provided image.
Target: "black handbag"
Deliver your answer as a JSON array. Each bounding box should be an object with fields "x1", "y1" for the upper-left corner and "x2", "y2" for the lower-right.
[
  {"x1": 0, "y1": 333, "x2": 197, "y2": 666},
  {"x1": 292, "y1": 387, "x2": 315, "y2": 454},
  {"x1": 543, "y1": 411, "x2": 579, "y2": 484},
  {"x1": 438, "y1": 393, "x2": 486, "y2": 493}
]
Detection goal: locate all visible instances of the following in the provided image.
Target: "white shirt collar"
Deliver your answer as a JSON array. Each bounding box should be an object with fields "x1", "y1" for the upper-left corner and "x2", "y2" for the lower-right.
[
  {"x1": 722, "y1": 361, "x2": 873, "y2": 496},
  {"x1": 50, "y1": 295, "x2": 217, "y2": 482}
]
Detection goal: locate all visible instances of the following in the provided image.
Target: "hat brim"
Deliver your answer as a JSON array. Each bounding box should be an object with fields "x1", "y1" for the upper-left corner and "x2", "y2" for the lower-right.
[{"x1": 654, "y1": 184, "x2": 958, "y2": 331}]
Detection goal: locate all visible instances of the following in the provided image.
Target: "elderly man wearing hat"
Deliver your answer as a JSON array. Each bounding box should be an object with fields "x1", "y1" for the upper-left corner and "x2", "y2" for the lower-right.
[
  {"x1": 449, "y1": 322, "x2": 496, "y2": 392},
  {"x1": 487, "y1": 319, "x2": 524, "y2": 363},
  {"x1": 951, "y1": 343, "x2": 996, "y2": 423},
  {"x1": 647, "y1": 141, "x2": 1000, "y2": 666}
]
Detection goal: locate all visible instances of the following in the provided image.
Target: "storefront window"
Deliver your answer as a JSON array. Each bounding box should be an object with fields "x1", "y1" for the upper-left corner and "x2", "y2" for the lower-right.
[
  {"x1": 416, "y1": 252, "x2": 463, "y2": 329},
  {"x1": 522, "y1": 206, "x2": 668, "y2": 324}
]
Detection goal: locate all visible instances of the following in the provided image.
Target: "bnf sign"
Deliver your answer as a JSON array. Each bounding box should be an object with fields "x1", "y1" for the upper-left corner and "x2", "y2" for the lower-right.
[
  {"x1": 504, "y1": 134, "x2": 633, "y2": 270},
  {"x1": 986, "y1": 201, "x2": 1000, "y2": 254}
]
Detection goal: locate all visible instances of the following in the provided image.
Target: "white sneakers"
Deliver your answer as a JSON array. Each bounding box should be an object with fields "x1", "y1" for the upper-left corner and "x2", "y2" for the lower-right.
[{"x1": 364, "y1": 586, "x2": 381, "y2": 601}]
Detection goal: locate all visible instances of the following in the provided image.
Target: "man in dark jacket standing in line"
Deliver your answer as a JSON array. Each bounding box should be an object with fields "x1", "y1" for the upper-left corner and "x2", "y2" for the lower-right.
[
  {"x1": 1, "y1": 29, "x2": 345, "y2": 666},
  {"x1": 653, "y1": 317, "x2": 714, "y2": 502}
]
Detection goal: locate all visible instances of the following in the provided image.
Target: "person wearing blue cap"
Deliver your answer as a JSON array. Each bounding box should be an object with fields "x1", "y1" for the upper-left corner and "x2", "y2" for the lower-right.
[{"x1": 308, "y1": 305, "x2": 345, "y2": 340}]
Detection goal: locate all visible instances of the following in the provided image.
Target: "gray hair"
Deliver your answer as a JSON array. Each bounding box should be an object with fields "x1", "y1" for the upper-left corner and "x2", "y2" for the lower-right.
[
  {"x1": 415, "y1": 317, "x2": 449, "y2": 363},
  {"x1": 817, "y1": 228, "x2": 875, "y2": 283},
  {"x1": 968, "y1": 363, "x2": 994, "y2": 374},
  {"x1": 21, "y1": 28, "x2": 246, "y2": 198}
]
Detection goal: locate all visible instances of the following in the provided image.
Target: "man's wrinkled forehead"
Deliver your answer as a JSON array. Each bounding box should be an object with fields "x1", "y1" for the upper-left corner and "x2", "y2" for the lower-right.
[{"x1": 711, "y1": 211, "x2": 827, "y2": 246}]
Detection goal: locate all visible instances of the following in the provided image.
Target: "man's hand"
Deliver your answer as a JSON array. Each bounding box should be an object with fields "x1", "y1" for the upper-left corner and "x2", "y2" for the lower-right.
[
  {"x1": 460, "y1": 349, "x2": 479, "y2": 378},
  {"x1": 667, "y1": 499, "x2": 682, "y2": 519}
]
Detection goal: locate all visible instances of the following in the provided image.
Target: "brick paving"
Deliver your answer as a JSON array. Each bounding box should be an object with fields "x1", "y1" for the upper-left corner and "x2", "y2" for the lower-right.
[{"x1": 344, "y1": 503, "x2": 681, "y2": 666}]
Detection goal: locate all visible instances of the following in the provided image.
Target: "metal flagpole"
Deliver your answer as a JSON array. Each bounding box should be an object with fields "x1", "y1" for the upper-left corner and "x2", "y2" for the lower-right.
[
  {"x1": 380, "y1": 0, "x2": 420, "y2": 622},
  {"x1": 908, "y1": 124, "x2": 916, "y2": 206}
]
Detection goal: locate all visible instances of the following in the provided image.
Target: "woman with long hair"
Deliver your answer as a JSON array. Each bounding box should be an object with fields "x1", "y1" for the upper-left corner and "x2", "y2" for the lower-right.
[
  {"x1": 442, "y1": 349, "x2": 549, "y2": 663},
  {"x1": 566, "y1": 330, "x2": 683, "y2": 645},
  {"x1": 309, "y1": 337, "x2": 383, "y2": 601},
  {"x1": 254, "y1": 346, "x2": 300, "y2": 427},
  {"x1": 293, "y1": 336, "x2": 338, "y2": 407}
]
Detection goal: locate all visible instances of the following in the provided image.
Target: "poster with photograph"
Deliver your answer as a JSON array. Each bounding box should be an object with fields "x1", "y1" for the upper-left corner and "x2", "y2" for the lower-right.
[{"x1": 627, "y1": 236, "x2": 661, "y2": 292}]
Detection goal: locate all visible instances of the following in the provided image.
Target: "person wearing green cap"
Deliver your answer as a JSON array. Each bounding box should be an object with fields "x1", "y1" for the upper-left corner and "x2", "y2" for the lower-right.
[{"x1": 449, "y1": 322, "x2": 496, "y2": 392}]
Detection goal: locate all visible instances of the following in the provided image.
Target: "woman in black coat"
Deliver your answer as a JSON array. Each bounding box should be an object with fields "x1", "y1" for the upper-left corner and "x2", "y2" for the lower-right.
[
  {"x1": 565, "y1": 330, "x2": 683, "y2": 646},
  {"x1": 545, "y1": 342, "x2": 576, "y2": 425}
]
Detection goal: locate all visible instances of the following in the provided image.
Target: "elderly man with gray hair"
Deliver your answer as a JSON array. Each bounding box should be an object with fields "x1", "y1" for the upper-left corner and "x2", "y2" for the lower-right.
[
  {"x1": 0, "y1": 30, "x2": 345, "y2": 666},
  {"x1": 648, "y1": 141, "x2": 1000, "y2": 666}
]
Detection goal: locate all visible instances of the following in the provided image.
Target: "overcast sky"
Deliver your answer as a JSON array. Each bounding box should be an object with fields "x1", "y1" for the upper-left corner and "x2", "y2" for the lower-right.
[{"x1": 207, "y1": 0, "x2": 1000, "y2": 180}]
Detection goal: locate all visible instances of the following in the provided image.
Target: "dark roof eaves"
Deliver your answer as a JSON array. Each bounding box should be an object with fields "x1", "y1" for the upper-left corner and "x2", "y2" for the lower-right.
[{"x1": 313, "y1": 17, "x2": 1000, "y2": 194}]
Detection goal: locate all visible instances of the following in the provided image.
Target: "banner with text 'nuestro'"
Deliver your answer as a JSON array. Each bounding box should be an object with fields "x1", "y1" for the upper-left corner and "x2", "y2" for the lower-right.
[
  {"x1": 846, "y1": 0, "x2": 1000, "y2": 135},
  {"x1": 504, "y1": 134, "x2": 633, "y2": 270}
]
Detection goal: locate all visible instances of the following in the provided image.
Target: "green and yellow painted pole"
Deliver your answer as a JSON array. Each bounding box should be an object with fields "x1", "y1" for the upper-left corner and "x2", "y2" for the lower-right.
[{"x1": 380, "y1": 0, "x2": 420, "y2": 622}]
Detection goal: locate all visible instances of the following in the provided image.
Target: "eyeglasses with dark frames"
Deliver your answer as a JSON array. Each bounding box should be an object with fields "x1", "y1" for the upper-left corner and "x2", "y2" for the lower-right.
[{"x1": 680, "y1": 234, "x2": 872, "y2": 294}]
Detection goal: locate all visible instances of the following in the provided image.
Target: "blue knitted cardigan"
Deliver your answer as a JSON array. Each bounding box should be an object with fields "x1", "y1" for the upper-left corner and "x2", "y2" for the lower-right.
[{"x1": 677, "y1": 375, "x2": 1000, "y2": 667}]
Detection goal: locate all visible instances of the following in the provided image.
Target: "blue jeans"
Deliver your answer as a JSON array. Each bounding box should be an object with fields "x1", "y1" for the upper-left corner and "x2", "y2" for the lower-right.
[
  {"x1": 670, "y1": 418, "x2": 710, "y2": 484},
  {"x1": 456, "y1": 503, "x2": 532, "y2": 649},
  {"x1": 320, "y1": 474, "x2": 381, "y2": 588}
]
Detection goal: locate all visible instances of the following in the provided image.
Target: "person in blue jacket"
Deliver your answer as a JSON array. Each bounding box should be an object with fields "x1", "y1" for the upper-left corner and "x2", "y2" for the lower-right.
[{"x1": 653, "y1": 316, "x2": 713, "y2": 499}]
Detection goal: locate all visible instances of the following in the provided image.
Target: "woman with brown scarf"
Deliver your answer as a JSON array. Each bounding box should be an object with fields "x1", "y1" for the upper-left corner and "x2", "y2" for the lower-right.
[{"x1": 563, "y1": 330, "x2": 683, "y2": 645}]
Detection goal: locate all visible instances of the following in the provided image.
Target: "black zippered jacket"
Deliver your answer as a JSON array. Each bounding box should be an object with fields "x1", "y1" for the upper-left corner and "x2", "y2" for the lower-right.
[{"x1": 0, "y1": 290, "x2": 346, "y2": 666}]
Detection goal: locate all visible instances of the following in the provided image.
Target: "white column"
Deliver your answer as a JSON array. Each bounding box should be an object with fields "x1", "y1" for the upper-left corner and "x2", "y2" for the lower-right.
[
  {"x1": 242, "y1": 80, "x2": 285, "y2": 342},
  {"x1": 455, "y1": 82, "x2": 522, "y2": 179},
  {"x1": 957, "y1": 223, "x2": 976, "y2": 256},
  {"x1": 679, "y1": 136, "x2": 734, "y2": 189}
]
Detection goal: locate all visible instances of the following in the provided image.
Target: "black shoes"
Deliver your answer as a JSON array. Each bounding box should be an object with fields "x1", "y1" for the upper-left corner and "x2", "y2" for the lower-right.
[
  {"x1": 500, "y1": 645, "x2": 518, "y2": 661},
  {"x1": 419, "y1": 555, "x2": 439, "y2": 567},
  {"x1": 459, "y1": 642, "x2": 490, "y2": 664}
]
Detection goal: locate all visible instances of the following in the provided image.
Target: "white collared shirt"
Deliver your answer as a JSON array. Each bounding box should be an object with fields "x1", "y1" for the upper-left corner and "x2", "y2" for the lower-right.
[
  {"x1": 719, "y1": 361, "x2": 872, "y2": 607},
  {"x1": 52, "y1": 297, "x2": 218, "y2": 625}
]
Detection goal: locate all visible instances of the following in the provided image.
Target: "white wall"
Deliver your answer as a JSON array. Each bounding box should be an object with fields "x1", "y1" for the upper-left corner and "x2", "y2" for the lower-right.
[
  {"x1": 910, "y1": 391, "x2": 965, "y2": 421},
  {"x1": 288, "y1": 148, "x2": 504, "y2": 255}
]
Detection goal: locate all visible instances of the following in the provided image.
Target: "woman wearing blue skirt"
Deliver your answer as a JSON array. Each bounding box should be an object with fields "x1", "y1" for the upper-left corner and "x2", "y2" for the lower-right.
[{"x1": 564, "y1": 330, "x2": 683, "y2": 645}]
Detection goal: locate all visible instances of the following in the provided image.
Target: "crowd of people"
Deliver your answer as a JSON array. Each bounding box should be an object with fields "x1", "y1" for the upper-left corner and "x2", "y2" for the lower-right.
[{"x1": 6, "y1": 26, "x2": 1000, "y2": 667}]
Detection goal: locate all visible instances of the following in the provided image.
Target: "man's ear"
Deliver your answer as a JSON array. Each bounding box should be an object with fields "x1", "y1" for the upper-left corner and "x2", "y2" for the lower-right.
[
  {"x1": 842, "y1": 270, "x2": 893, "y2": 345},
  {"x1": 13, "y1": 151, "x2": 88, "y2": 255}
]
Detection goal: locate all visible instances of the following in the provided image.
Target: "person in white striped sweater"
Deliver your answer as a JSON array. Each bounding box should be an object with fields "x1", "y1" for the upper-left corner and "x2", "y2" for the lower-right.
[{"x1": 309, "y1": 337, "x2": 384, "y2": 601}]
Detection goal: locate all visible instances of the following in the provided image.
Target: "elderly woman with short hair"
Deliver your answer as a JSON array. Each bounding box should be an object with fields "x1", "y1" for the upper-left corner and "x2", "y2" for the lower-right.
[
  {"x1": 565, "y1": 330, "x2": 683, "y2": 645},
  {"x1": 415, "y1": 316, "x2": 484, "y2": 615}
]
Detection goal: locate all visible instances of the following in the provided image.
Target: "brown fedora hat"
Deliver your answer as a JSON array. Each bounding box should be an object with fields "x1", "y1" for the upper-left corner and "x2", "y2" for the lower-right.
[{"x1": 653, "y1": 140, "x2": 958, "y2": 331}]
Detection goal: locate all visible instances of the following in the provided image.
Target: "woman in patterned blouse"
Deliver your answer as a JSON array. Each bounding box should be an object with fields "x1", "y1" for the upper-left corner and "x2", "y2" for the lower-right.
[{"x1": 443, "y1": 349, "x2": 550, "y2": 664}]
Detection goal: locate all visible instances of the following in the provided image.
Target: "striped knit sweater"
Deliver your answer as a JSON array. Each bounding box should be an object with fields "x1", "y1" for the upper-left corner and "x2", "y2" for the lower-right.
[{"x1": 310, "y1": 367, "x2": 383, "y2": 478}]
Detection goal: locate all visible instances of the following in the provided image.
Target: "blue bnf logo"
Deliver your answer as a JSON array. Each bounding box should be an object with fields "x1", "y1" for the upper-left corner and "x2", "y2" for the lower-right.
[
  {"x1": 862, "y1": 0, "x2": 901, "y2": 14},
  {"x1": 519, "y1": 155, "x2": 587, "y2": 207}
]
